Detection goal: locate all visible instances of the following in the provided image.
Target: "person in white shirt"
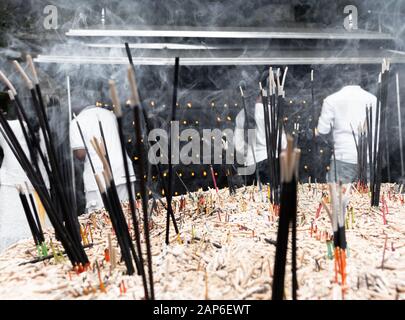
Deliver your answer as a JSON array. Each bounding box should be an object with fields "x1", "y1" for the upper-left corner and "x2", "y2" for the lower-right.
[
  {"x1": 234, "y1": 82, "x2": 287, "y2": 185},
  {"x1": 317, "y1": 66, "x2": 377, "y2": 183},
  {"x1": 0, "y1": 99, "x2": 40, "y2": 253},
  {"x1": 70, "y1": 105, "x2": 135, "y2": 213}
]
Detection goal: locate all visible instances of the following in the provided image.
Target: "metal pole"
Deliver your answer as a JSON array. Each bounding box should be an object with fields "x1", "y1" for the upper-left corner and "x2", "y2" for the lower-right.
[
  {"x1": 396, "y1": 73, "x2": 405, "y2": 177},
  {"x1": 67, "y1": 76, "x2": 76, "y2": 205}
]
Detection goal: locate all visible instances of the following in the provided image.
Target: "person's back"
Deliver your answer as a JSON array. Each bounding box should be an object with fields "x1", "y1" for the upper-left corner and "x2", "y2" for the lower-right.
[
  {"x1": 235, "y1": 102, "x2": 268, "y2": 167},
  {"x1": 0, "y1": 120, "x2": 32, "y2": 252},
  {"x1": 70, "y1": 106, "x2": 135, "y2": 212},
  {"x1": 318, "y1": 85, "x2": 377, "y2": 164},
  {"x1": 0, "y1": 120, "x2": 30, "y2": 186}
]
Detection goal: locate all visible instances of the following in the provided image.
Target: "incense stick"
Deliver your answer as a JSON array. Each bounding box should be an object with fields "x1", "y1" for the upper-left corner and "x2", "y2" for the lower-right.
[
  {"x1": 108, "y1": 79, "x2": 149, "y2": 296},
  {"x1": 240, "y1": 86, "x2": 261, "y2": 190},
  {"x1": 134, "y1": 104, "x2": 155, "y2": 299},
  {"x1": 166, "y1": 57, "x2": 181, "y2": 244},
  {"x1": 272, "y1": 136, "x2": 300, "y2": 300},
  {"x1": 126, "y1": 65, "x2": 179, "y2": 242},
  {"x1": 13, "y1": 60, "x2": 84, "y2": 253},
  {"x1": 372, "y1": 62, "x2": 390, "y2": 206},
  {"x1": 0, "y1": 67, "x2": 88, "y2": 266}
]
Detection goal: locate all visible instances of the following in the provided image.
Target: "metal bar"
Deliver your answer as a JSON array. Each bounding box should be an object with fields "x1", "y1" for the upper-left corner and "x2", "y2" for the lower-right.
[
  {"x1": 86, "y1": 43, "x2": 230, "y2": 50},
  {"x1": 35, "y1": 54, "x2": 405, "y2": 66},
  {"x1": 66, "y1": 27, "x2": 393, "y2": 40}
]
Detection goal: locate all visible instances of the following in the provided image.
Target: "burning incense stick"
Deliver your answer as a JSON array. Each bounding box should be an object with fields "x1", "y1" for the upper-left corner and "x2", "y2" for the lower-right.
[
  {"x1": 17, "y1": 185, "x2": 41, "y2": 247},
  {"x1": 12, "y1": 60, "x2": 84, "y2": 253},
  {"x1": 259, "y1": 84, "x2": 273, "y2": 197},
  {"x1": 92, "y1": 137, "x2": 143, "y2": 278},
  {"x1": 166, "y1": 57, "x2": 181, "y2": 244},
  {"x1": 327, "y1": 182, "x2": 348, "y2": 292},
  {"x1": 25, "y1": 182, "x2": 45, "y2": 244},
  {"x1": 176, "y1": 171, "x2": 196, "y2": 202},
  {"x1": 209, "y1": 165, "x2": 219, "y2": 194},
  {"x1": 126, "y1": 65, "x2": 179, "y2": 243},
  {"x1": 0, "y1": 67, "x2": 88, "y2": 266}
]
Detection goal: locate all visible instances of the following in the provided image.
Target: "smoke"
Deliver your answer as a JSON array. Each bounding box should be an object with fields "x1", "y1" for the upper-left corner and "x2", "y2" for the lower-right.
[{"x1": 1, "y1": 0, "x2": 405, "y2": 194}]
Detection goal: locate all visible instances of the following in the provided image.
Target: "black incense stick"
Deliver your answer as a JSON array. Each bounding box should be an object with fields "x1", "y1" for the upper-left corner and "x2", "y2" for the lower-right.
[
  {"x1": 108, "y1": 80, "x2": 149, "y2": 296},
  {"x1": 18, "y1": 185, "x2": 41, "y2": 246},
  {"x1": 372, "y1": 61, "x2": 390, "y2": 206},
  {"x1": 13, "y1": 60, "x2": 84, "y2": 258},
  {"x1": 92, "y1": 137, "x2": 142, "y2": 276},
  {"x1": 240, "y1": 86, "x2": 261, "y2": 190},
  {"x1": 176, "y1": 171, "x2": 196, "y2": 202},
  {"x1": 166, "y1": 57, "x2": 181, "y2": 244},
  {"x1": 0, "y1": 116, "x2": 86, "y2": 265},
  {"x1": 25, "y1": 182, "x2": 45, "y2": 243},
  {"x1": 272, "y1": 136, "x2": 300, "y2": 300},
  {"x1": 0, "y1": 67, "x2": 88, "y2": 266},
  {"x1": 134, "y1": 104, "x2": 155, "y2": 299},
  {"x1": 124, "y1": 46, "x2": 179, "y2": 243}
]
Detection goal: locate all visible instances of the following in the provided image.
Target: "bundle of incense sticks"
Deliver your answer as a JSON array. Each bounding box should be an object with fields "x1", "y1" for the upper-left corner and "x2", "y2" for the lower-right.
[
  {"x1": 240, "y1": 85, "x2": 261, "y2": 189},
  {"x1": 323, "y1": 183, "x2": 349, "y2": 297},
  {"x1": 17, "y1": 184, "x2": 46, "y2": 255},
  {"x1": 91, "y1": 137, "x2": 142, "y2": 278},
  {"x1": 272, "y1": 136, "x2": 300, "y2": 300},
  {"x1": 125, "y1": 44, "x2": 179, "y2": 244},
  {"x1": 87, "y1": 115, "x2": 145, "y2": 283},
  {"x1": 351, "y1": 121, "x2": 368, "y2": 191},
  {"x1": 109, "y1": 78, "x2": 150, "y2": 298},
  {"x1": 165, "y1": 57, "x2": 181, "y2": 244},
  {"x1": 371, "y1": 60, "x2": 390, "y2": 207},
  {"x1": 109, "y1": 80, "x2": 144, "y2": 270},
  {"x1": 13, "y1": 60, "x2": 81, "y2": 243},
  {"x1": 0, "y1": 60, "x2": 88, "y2": 267},
  {"x1": 259, "y1": 67, "x2": 287, "y2": 205}
]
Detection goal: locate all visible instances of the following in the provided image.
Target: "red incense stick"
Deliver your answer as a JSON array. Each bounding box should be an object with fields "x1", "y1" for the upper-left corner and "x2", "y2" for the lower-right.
[{"x1": 210, "y1": 165, "x2": 219, "y2": 193}]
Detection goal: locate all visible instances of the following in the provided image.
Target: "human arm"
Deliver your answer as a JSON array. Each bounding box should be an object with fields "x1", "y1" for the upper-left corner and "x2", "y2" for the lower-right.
[
  {"x1": 70, "y1": 118, "x2": 86, "y2": 161},
  {"x1": 317, "y1": 99, "x2": 335, "y2": 136},
  {"x1": 234, "y1": 111, "x2": 246, "y2": 157}
]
